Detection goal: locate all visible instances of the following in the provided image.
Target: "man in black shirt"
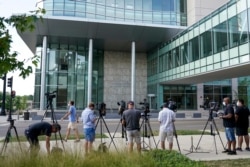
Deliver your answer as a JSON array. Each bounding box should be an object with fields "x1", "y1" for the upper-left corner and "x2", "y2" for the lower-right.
[
  {"x1": 235, "y1": 99, "x2": 250, "y2": 151},
  {"x1": 122, "y1": 101, "x2": 141, "y2": 153},
  {"x1": 219, "y1": 97, "x2": 236, "y2": 155},
  {"x1": 24, "y1": 122, "x2": 61, "y2": 155}
]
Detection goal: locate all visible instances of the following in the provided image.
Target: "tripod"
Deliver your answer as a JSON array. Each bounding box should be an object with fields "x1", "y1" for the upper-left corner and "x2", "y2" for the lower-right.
[
  {"x1": 0, "y1": 89, "x2": 22, "y2": 156},
  {"x1": 42, "y1": 92, "x2": 65, "y2": 151},
  {"x1": 195, "y1": 109, "x2": 225, "y2": 154},
  {"x1": 95, "y1": 113, "x2": 118, "y2": 152},
  {"x1": 140, "y1": 112, "x2": 157, "y2": 150},
  {"x1": 109, "y1": 116, "x2": 127, "y2": 148},
  {"x1": 0, "y1": 119, "x2": 22, "y2": 156}
]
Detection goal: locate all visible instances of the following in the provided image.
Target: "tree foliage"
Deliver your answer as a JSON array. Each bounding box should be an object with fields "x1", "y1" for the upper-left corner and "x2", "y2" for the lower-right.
[
  {"x1": 0, "y1": 8, "x2": 45, "y2": 78},
  {"x1": 0, "y1": 91, "x2": 32, "y2": 111}
]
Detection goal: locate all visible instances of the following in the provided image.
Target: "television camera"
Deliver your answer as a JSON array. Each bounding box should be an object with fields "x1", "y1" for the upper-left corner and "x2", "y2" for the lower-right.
[
  {"x1": 97, "y1": 102, "x2": 106, "y2": 116},
  {"x1": 161, "y1": 99, "x2": 178, "y2": 112},
  {"x1": 117, "y1": 100, "x2": 126, "y2": 115},
  {"x1": 200, "y1": 98, "x2": 220, "y2": 112},
  {"x1": 45, "y1": 91, "x2": 57, "y2": 100},
  {"x1": 139, "y1": 99, "x2": 150, "y2": 114}
]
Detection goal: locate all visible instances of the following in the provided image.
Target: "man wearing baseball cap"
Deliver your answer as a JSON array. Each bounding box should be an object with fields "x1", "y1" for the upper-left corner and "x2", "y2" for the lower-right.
[{"x1": 122, "y1": 100, "x2": 141, "y2": 153}]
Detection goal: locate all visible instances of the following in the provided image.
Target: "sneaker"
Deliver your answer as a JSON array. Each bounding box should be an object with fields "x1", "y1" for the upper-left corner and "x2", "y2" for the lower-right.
[
  {"x1": 236, "y1": 147, "x2": 242, "y2": 151},
  {"x1": 245, "y1": 147, "x2": 250, "y2": 151},
  {"x1": 222, "y1": 149, "x2": 230, "y2": 153},
  {"x1": 227, "y1": 151, "x2": 237, "y2": 155}
]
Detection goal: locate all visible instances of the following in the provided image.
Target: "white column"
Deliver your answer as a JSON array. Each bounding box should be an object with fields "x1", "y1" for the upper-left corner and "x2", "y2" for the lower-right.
[
  {"x1": 231, "y1": 78, "x2": 238, "y2": 100},
  {"x1": 87, "y1": 39, "x2": 93, "y2": 104},
  {"x1": 131, "y1": 41, "x2": 136, "y2": 101},
  {"x1": 40, "y1": 36, "x2": 47, "y2": 111}
]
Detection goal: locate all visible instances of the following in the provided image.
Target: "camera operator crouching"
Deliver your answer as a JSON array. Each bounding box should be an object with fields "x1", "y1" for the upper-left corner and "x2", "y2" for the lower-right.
[{"x1": 121, "y1": 101, "x2": 141, "y2": 153}]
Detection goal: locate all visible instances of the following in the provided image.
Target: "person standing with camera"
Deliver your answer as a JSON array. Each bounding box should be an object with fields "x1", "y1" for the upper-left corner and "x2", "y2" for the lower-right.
[
  {"x1": 219, "y1": 97, "x2": 236, "y2": 155},
  {"x1": 122, "y1": 101, "x2": 141, "y2": 153},
  {"x1": 158, "y1": 102, "x2": 176, "y2": 150},
  {"x1": 81, "y1": 102, "x2": 96, "y2": 155}
]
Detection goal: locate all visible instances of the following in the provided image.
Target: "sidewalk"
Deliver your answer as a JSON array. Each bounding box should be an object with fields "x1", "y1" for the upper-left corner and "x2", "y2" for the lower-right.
[{"x1": 0, "y1": 114, "x2": 250, "y2": 161}]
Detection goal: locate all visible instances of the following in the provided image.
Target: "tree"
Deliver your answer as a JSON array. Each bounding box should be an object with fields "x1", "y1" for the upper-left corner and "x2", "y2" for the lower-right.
[{"x1": 0, "y1": 8, "x2": 45, "y2": 78}]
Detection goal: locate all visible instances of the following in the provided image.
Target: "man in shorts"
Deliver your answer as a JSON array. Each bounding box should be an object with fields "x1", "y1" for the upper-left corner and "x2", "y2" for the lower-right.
[
  {"x1": 81, "y1": 102, "x2": 96, "y2": 155},
  {"x1": 235, "y1": 99, "x2": 250, "y2": 151},
  {"x1": 122, "y1": 101, "x2": 141, "y2": 153},
  {"x1": 158, "y1": 102, "x2": 176, "y2": 150},
  {"x1": 24, "y1": 122, "x2": 61, "y2": 156},
  {"x1": 220, "y1": 97, "x2": 236, "y2": 155},
  {"x1": 61, "y1": 100, "x2": 80, "y2": 142}
]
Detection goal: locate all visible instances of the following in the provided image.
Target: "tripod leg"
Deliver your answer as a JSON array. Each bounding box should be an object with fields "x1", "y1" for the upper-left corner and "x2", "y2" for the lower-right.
[
  {"x1": 146, "y1": 120, "x2": 157, "y2": 149},
  {"x1": 0, "y1": 127, "x2": 11, "y2": 156},
  {"x1": 109, "y1": 122, "x2": 123, "y2": 147},
  {"x1": 122, "y1": 125, "x2": 128, "y2": 142},
  {"x1": 212, "y1": 119, "x2": 226, "y2": 150},
  {"x1": 195, "y1": 117, "x2": 209, "y2": 150},
  {"x1": 12, "y1": 126, "x2": 22, "y2": 153},
  {"x1": 101, "y1": 117, "x2": 118, "y2": 152},
  {"x1": 213, "y1": 134, "x2": 218, "y2": 154},
  {"x1": 173, "y1": 123, "x2": 181, "y2": 153}
]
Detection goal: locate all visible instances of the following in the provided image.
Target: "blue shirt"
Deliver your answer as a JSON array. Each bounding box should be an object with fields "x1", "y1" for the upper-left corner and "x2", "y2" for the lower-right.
[
  {"x1": 68, "y1": 105, "x2": 76, "y2": 122},
  {"x1": 81, "y1": 107, "x2": 96, "y2": 129}
]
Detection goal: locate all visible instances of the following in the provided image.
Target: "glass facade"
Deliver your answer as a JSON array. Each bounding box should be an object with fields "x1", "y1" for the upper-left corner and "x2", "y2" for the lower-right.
[
  {"x1": 37, "y1": 0, "x2": 187, "y2": 26},
  {"x1": 147, "y1": 0, "x2": 250, "y2": 109},
  {"x1": 163, "y1": 85, "x2": 197, "y2": 110},
  {"x1": 203, "y1": 80, "x2": 232, "y2": 105},
  {"x1": 238, "y1": 76, "x2": 250, "y2": 107},
  {"x1": 34, "y1": 44, "x2": 104, "y2": 110}
]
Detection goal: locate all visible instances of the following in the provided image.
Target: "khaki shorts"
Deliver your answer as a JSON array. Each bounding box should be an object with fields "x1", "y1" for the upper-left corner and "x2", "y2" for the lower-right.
[
  {"x1": 67, "y1": 122, "x2": 78, "y2": 130},
  {"x1": 126, "y1": 130, "x2": 141, "y2": 144},
  {"x1": 159, "y1": 130, "x2": 174, "y2": 143}
]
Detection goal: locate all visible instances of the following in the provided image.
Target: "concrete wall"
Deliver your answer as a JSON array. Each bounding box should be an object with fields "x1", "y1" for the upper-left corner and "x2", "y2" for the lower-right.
[
  {"x1": 103, "y1": 51, "x2": 147, "y2": 109},
  {"x1": 187, "y1": 0, "x2": 229, "y2": 26}
]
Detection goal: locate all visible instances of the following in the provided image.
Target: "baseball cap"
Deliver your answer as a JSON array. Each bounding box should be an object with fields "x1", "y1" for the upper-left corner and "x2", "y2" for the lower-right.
[{"x1": 127, "y1": 101, "x2": 134, "y2": 105}]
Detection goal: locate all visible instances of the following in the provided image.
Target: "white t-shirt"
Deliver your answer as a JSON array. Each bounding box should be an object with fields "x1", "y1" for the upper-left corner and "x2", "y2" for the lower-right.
[{"x1": 158, "y1": 108, "x2": 176, "y2": 132}]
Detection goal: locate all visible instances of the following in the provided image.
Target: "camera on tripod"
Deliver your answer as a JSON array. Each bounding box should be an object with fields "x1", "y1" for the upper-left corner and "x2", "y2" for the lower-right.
[
  {"x1": 160, "y1": 100, "x2": 178, "y2": 112},
  {"x1": 200, "y1": 98, "x2": 220, "y2": 112},
  {"x1": 139, "y1": 99, "x2": 150, "y2": 114},
  {"x1": 45, "y1": 91, "x2": 57, "y2": 100},
  {"x1": 96, "y1": 102, "x2": 106, "y2": 116},
  {"x1": 117, "y1": 100, "x2": 126, "y2": 115}
]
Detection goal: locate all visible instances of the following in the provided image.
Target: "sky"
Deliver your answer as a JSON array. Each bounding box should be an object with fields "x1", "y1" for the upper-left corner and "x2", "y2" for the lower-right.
[{"x1": 0, "y1": 0, "x2": 38, "y2": 96}]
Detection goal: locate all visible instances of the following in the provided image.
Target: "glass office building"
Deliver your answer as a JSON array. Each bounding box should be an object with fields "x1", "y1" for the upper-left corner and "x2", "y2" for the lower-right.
[{"x1": 18, "y1": 0, "x2": 250, "y2": 111}]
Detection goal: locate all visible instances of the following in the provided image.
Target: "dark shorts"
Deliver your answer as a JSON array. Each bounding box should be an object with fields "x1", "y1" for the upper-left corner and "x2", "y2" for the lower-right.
[
  {"x1": 236, "y1": 127, "x2": 248, "y2": 136},
  {"x1": 24, "y1": 129, "x2": 39, "y2": 146},
  {"x1": 84, "y1": 128, "x2": 95, "y2": 142}
]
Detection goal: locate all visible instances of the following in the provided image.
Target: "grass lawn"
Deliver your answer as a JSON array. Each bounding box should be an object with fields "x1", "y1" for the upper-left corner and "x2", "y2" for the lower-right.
[{"x1": 203, "y1": 159, "x2": 250, "y2": 167}]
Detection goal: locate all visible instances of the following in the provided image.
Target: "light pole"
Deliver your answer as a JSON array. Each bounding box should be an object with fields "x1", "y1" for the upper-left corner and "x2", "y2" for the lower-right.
[{"x1": 0, "y1": 74, "x2": 7, "y2": 116}]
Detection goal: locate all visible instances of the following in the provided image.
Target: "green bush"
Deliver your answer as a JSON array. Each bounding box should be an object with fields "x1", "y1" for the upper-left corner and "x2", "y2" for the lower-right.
[{"x1": 145, "y1": 149, "x2": 206, "y2": 167}]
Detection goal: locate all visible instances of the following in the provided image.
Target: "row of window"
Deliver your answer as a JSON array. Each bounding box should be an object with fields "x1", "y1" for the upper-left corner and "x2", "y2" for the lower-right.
[
  {"x1": 148, "y1": 9, "x2": 250, "y2": 76},
  {"x1": 39, "y1": 0, "x2": 187, "y2": 25}
]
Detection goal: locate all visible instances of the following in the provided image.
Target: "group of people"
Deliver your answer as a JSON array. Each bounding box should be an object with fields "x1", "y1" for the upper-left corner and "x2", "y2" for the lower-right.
[
  {"x1": 25, "y1": 97, "x2": 249, "y2": 156},
  {"x1": 24, "y1": 100, "x2": 175, "y2": 155},
  {"x1": 219, "y1": 97, "x2": 250, "y2": 155}
]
